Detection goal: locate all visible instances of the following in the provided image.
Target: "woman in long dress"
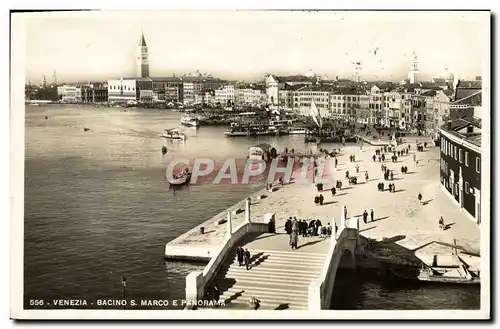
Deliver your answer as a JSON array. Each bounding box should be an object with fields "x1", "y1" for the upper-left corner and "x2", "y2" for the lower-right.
[{"x1": 290, "y1": 218, "x2": 299, "y2": 249}]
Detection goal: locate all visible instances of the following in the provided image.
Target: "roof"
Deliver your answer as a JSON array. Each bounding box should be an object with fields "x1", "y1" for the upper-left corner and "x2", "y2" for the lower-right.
[
  {"x1": 432, "y1": 78, "x2": 446, "y2": 84},
  {"x1": 457, "y1": 80, "x2": 482, "y2": 89},
  {"x1": 443, "y1": 89, "x2": 454, "y2": 97},
  {"x1": 139, "y1": 33, "x2": 147, "y2": 47},
  {"x1": 419, "y1": 82, "x2": 442, "y2": 90},
  {"x1": 421, "y1": 90, "x2": 437, "y2": 97},
  {"x1": 440, "y1": 117, "x2": 482, "y2": 148},
  {"x1": 453, "y1": 90, "x2": 482, "y2": 106},
  {"x1": 275, "y1": 75, "x2": 316, "y2": 83},
  {"x1": 280, "y1": 83, "x2": 309, "y2": 91}
]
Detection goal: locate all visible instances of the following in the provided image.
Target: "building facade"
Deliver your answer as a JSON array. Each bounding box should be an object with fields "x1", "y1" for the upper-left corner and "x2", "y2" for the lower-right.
[
  {"x1": 57, "y1": 85, "x2": 81, "y2": 103},
  {"x1": 235, "y1": 88, "x2": 265, "y2": 107},
  {"x1": 107, "y1": 79, "x2": 137, "y2": 103},
  {"x1": 80, "y1": 83, "x2": 108, "y2": 103},
  {"x1": 215, "y1": 85, "x2": 235, "y2": 106},
  {"x1": 439, "y1": 117, "x2": 482, "y2": 224},
  {"x1": 265, "y1": 75, "x2": 279, "y2": 106},
  {"x1": 294, "y1": 87, "x2": 331, "y2": 117}
]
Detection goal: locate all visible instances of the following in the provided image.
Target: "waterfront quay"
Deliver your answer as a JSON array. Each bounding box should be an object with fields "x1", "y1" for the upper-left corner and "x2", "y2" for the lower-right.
[{"x1": 165, "y1": 137, "x2": 480, "y2": 271}]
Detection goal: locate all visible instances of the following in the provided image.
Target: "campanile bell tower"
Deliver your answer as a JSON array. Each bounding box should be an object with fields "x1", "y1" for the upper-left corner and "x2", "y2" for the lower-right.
[{"x1": 136, "y1": 32, "x2": 149, "y2": 78}]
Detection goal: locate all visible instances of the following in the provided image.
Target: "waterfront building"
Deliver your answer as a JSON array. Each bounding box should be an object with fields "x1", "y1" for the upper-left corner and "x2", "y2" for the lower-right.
[
  {"x1": 182, "y1": 81, "x2": 203, "y2": 105},
  {"x1": 358, "y1": 95, "x2": 370, "y2": 124},
  {"x1": 215, "y1": 85, "x2": 235, "y2": 107},
  {"x1": 57, "y1": 85, "x2": 81, "y2": 103},
  {"x1": 107, "y1": 78, "x2": 137, "y2": 103},
  {"x1": 439, "y1": 117, "x2": 482, "y2": 224},
  {"x1": 294, "y1": 86, "x2": 331, "y2": 117},
  {"x1": 265, "y1": 74, "x2": 279, "y2": 106},
  {"x1": 235, "y1": 87, "x2": 266, "y2": 107},
  {"x1": 136, "y1": 32, "x2": 149, "y2": 78},
  {"x1": 369, "y1": 85, "x2": 384, "y2": 125},
  {"x1": 80, "y1": 82, "x2": 108, "y2": 103},
  {"x1": 203, "y1": 90, "x2": 216, "y2": 107}
]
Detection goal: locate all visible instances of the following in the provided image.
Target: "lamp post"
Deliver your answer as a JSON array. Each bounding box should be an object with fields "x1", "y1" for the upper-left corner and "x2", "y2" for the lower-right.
[{"x1": 121, "y1": 276, "x2": 127, "y2": 310}]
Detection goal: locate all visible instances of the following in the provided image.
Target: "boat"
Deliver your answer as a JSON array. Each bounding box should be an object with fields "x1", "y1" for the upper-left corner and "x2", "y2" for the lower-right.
[
  {"x1": 248, "y1": 143, "x2": 276, "y2": 161},
  {"x1": 288, "y1": 127, "x2": 308, "y2": 135},
  {"x1": 169, "y1": 169, "x2": 191, "y2": 186},
  {"x1": 162, "y1": 128, "x2": 187, "y2": 140},
  {"x1": 417, "y1": 266, "x2": 480, "y2": 285},
  {"x1": 180, "y1": 114, "x2": 200, "y2": 127},
  {"x1": 224, "y1": 126, "x2": 270, "y2": 137}
]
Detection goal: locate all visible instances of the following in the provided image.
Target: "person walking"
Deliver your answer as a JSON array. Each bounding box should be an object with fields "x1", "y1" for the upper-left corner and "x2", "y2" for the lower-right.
[
  {"x1": 363, "y1": 210, "x2": 368, "y2": 224},
  {"x1": 418, "y1": 193, "x2": 423, "y2": 204},
  {"x1": 244, "y1": 249, "x2": 251, "y2": 270},
  {"x1": 236, "y1": 246, "x2": 244, "y2": 266},
  {"x1": 370, "y1": 209, "x2": 374, "y2": 222},
  {"x1": 290, "y1": 218, "x2": 299, "y2": 249}
]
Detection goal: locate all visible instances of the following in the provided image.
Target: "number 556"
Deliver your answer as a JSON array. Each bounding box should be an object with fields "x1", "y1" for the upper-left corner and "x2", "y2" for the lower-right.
[{"x1": 30, "y1": 299, "x2": 44, "y2": 306}]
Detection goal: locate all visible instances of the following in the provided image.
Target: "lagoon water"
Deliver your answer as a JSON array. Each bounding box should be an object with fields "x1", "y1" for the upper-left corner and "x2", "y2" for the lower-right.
[{"x1": 23, "y1": 105, "x2": 480, "y2": 310}]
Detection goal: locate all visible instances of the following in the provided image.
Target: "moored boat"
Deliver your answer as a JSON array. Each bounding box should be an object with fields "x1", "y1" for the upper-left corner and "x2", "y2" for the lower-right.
[
  {"x1": 180, "y1": 114, "x2": 200, "y2": 127},
  {"x1": 162, "y1": 128, "x2": 187, "y2": 140}
]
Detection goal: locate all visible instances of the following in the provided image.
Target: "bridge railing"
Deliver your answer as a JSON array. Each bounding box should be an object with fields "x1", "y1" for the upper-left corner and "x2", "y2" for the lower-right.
[
  {"x1": 308, "y1": 208, "x2": 359, "y2": 311},
  {"x1": 185, "y1": 207, "x2": 268, "y2": 306}
]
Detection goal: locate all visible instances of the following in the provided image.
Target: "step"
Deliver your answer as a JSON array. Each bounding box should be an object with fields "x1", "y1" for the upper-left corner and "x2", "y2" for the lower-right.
[
  {"x1": 220, "y1": 288, "x2": 309, "y2": 302},
  {"x1": 220, "y1": 284, "x2": 309, "y2": 297},
  {"x1": 216, "y1": 273, "x2": 318, "y2": 286},
  {"x1": 219, "y1": 268, "x2": 320, "y2": 279},
  {"x1": 224, "y1": 259, "x2": 325, "y2": 270},
  {"x1": 220, "y1": 293, "x2": 308, "y2": 307},
  {"x1": 223, "y1": 297, "x2": 308, "y2": 310},
  {"x1": 248, "y1": 249, "x2": 327, "y2": 258},
  {"x1": 215, "y1": 277, "x2": 312, "y2": 289},
  {"x1": 228, "y1": 255, "x2": 327, "y2": 265},
  {"x1": 224, "y1": 266, "x2": 322, "y2": 278},
  {"x1": 221, "y1": 299, "x2": 308, "y2": 310}
]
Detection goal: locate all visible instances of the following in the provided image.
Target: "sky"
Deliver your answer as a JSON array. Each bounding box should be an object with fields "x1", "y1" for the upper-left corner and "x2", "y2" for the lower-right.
[{"x1": 18, "y1": 10, "x2": 489, "y2": 84}]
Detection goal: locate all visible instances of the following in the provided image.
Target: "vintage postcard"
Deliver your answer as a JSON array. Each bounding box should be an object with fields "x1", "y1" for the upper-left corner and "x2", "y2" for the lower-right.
[{"x1": 10, "y1": 9, "x2": 491, "y2": 320}]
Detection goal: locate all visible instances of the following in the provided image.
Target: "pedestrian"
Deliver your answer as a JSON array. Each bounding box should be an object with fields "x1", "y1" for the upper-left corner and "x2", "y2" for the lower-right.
[
  {"x1": 331, "y1": 186, "x2": 336, "y2": 196},
  {"x1": 314, "y1": 195, "x2": 319, "y2": 206},
  {"x1": 372, "y1": 154, "x2": 376, "y2": 162},
  {"x1": 345, "y1": 170, "x2": 350, "y2": 179},
  {"x1": 356, "y1": 165, "x2": 359, "y2": 173},
  {"x1": 285, "y1": 217, "x2": 292, "y2": 234},
  {"x1": 382, "y1": 154, "x2": 385, "y2": 162},
  {"x1": 319, "y1": 194, "x2": 324, "y2": 206},
  {"x1": 248, "y1": 297, "x2": 260, "y2": 310},
  {"x1": 370, "y1": 208, "x2": 374, "y2": 222},
  {"x1": 365, "y1": 171, "x2": 369, "y2": 181},
  {"x1": 388, "y1": 183, "x2": 392, "y2": 193},
  {"x1": 237, "y1": 246, "x2": 244, "y2": 266},
  {"x1": 439, "y1": 216, "x2": 445, "y2": 230},
  {"x1": 392, "y1": 183, "x2": 396, "y2": 193},
  {"x1": 244, "y1": 249, "x2": 251, "y2": 270},
  {"x1": 213, "y1": 284, "x2": 220, "y2": 304},
  {"x1": 418, "y1": 193, "x2": 423, "y2": 204},
  {"x1": 290, "y1": 218, "x2": 299, "y2": 249},
  {"x1": 390, "y1": 172, "x2": 394, "y2": 180},
  {"x1": 363, "y1": 210, "x2": 368, "y2": 224},
  {"x1": 344, "y1": 206, "x2": 348, "y2": 219}
]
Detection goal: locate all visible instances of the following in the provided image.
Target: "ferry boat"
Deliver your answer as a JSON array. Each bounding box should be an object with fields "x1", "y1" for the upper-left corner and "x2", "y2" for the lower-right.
[
  {"x1": 248, "y1": 143, "x2": 276, "y2": 161},
  {"x1": 288, "y1": 127, "x2": 308, "y2": 135},
  {"x1": 224, "y1": 125, "x2": 270, "y2": 137},
  {"x1": 180, "y1": 114, "x2": 200, "y2": 127},
  {"x1": 162, "y1": 128, "x2": 187, "y2": 140}
]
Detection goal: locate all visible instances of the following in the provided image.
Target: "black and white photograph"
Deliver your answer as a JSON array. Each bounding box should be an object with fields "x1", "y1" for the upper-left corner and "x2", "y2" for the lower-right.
[{"x1": 9, "y1": 8, "x2": 491, "y2": 320}]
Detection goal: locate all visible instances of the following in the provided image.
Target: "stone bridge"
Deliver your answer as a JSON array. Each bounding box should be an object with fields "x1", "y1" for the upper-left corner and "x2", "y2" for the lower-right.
[{"x1": 185, "y1": 200, "x2": 360, "y2": 310}]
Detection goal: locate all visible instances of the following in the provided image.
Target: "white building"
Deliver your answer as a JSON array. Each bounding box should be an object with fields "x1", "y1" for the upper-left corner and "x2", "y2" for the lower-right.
[
  {"x1": 57, "y1": 85, "x2": 81, "y2": 103},
  {"x1": 265, "y1": 75, "x2": 279, "y2": 106},
  {"x1": 215, "y1": 85, "x2": 235, "y2": 106},
  {"x1": 136, "y1": 32, "x2": 149, "y2": 78},
  {"x1": 407, "y1": 50, "x2": 419, "y2": 84},
  {"x1": 234, "y1": 88, "x2": 265, "y2": 106},
  {"x1": 294, "y1": 87, "x2": 330, "y2": 117},
  {"x1": 107, "y1": 79, "x2": 137, "y2": 103}
]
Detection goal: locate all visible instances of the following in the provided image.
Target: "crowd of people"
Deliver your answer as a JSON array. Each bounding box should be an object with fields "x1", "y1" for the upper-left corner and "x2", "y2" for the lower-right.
[{"x1": 285, "y1": 217, "x2": 335, "y2": 250}]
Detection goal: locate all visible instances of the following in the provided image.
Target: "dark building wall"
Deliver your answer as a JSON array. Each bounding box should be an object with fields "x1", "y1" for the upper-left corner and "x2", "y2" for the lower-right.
[{"x1": 439, "y1": 131, "x2": 481, "y2": 218}]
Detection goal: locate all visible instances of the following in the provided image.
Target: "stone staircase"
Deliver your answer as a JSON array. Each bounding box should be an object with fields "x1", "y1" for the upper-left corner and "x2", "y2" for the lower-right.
[{"x1": 212, "y1": 248, "x2": 327, "y2": 310}]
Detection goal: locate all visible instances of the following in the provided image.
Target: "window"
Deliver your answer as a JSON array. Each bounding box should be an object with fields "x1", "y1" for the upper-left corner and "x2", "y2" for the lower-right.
[
  {"x1": 465, "y1": 151, "x2": 469, "y2": 167},
  {"x1": 454, "y1": 146, "x2": 457, "y2": 160},
  {"x1": 459, "y1": 149, "x2": 463, "y2": 163},
  {"x1": 476, "y1": 157, "x2": 480, "y2": 173},
  {"x1": 465, "y1": 182, "x2": 469, "y2": 193},
  {"x1": 455, "y1": 184, "x2": 459, "y2": 195}
]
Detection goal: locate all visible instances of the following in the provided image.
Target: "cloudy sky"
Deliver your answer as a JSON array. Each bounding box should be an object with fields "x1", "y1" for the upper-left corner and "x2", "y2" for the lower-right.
[{"x1": 19, "y1": 10, "x2": 489, "y2": 83}]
